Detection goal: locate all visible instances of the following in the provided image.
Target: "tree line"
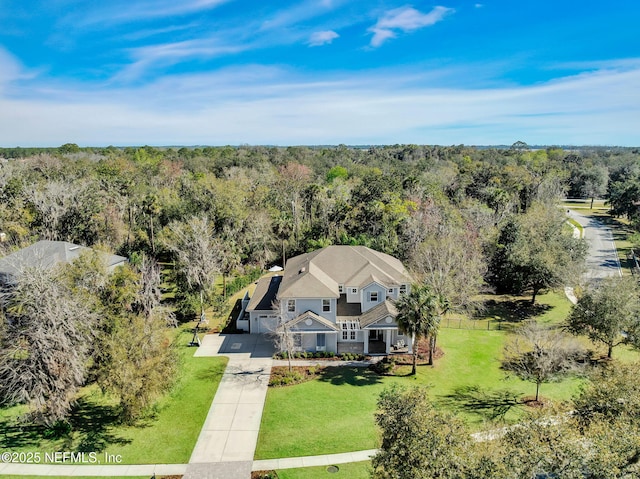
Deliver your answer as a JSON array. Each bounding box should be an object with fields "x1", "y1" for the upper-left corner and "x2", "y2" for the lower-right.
[{"x1": 1, "y1": 142, "x2": 636, "y2": 425}]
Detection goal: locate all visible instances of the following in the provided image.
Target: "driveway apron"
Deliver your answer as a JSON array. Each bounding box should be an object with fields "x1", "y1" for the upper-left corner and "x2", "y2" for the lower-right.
[{"x1": 183, "y1": 334, "x2": 273, "y2": 479}]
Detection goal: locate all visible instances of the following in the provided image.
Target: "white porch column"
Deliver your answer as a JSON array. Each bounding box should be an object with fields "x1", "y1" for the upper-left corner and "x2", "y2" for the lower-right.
[
  {"x1": 385, "y1": 329, "x2": 391, "y2": 354},
  {"x1": 363, "y1": 330, "x2": 369, "y2": 354}
]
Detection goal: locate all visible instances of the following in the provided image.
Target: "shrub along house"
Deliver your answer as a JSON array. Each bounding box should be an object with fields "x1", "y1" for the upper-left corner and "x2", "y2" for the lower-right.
[{"x1": 238, "y1": 245, "x2": 413, "y2": 355}]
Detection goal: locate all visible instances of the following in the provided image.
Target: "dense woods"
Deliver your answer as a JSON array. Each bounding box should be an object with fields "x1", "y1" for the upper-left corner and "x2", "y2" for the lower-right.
[
  {"x1": 3, "y1": 142, "x2": 635, "y2": 275},
  {"x1": 0, "y1": 142, "x2": 639, "y2": 425}
]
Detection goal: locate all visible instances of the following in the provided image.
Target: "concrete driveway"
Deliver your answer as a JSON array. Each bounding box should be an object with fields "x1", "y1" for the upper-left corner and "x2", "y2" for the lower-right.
[{"x1": 184, "y1": 334, "x2": 274, "y2": 479}]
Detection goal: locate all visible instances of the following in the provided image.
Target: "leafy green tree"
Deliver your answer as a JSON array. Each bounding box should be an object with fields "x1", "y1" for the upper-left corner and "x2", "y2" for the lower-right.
[
  {"x1": 501, "y1": 322, "x2": 585, "y2": 402},
  {"x1": 607, "y1": 170, "x2": 640, "y2": 223},
  {"x1": 372, "y1": 386, "x2": 471, "y2": 479},
  {"x1": 326, "y1": 165, "x2": 348, "y2": 183},
  {"x1": 95, "y1": 262, "x2": 177, "y2": 422},
  {"x1": 567, "y1": 277, "x2": 640, "y2": 358},
  {"x1": 395, "y1": 284, "x2": 448, "y2": 372},
  {"x1": 489, "y1": 203, "x2": 586, "y2": 303},
  {"x1": 572, "y1": 363, "x2": 640, "y2": 478},
  {"x1": 499, "y1": 406, "x2": 588, "y2": 479},
  {"x1": 579, "y1": 165, "x2": 609, "y2": 209}
]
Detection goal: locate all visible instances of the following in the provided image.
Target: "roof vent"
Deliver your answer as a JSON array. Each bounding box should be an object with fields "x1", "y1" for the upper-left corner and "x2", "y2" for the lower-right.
[{"x1": 69, "y1": 246, "x2": 81, "y2": 251}]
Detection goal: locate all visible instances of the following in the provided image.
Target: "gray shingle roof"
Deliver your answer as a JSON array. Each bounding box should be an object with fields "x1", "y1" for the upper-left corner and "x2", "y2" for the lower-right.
[
  {"x1": 359, "y1": 300, "x2": 399, "y2": 328},
  {"x1": 247, "y1": 275, "x2": 282, "y2": 312},
  {"x1": 0, "y1": 240, "x2": 126, "y2": 280},
  {"x1": 277, "y1": 245, "x2": 411, "y2": 299}
]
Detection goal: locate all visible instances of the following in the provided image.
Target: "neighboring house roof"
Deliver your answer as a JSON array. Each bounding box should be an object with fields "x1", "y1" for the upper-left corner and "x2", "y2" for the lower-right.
[
  {"x1": 0, "y1": 240, "x2": 126, "y2": 280},
  {"x1": 247, "y1": 275, "x2": 282, "y2": 312},
  {"x1": 277, "y1": 245, "x2": 412, "y2": 299}
]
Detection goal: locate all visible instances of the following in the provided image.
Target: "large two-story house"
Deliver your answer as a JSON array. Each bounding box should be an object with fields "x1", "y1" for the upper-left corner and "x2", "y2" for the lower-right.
[{"x1": 238, "y1": 245, "x2": 413, "y2": 355}]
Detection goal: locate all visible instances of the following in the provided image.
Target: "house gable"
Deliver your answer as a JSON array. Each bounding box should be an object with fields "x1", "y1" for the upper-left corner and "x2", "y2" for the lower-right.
[{"x1": 288, "y1": 311, "x2": 340, "y2": 332}]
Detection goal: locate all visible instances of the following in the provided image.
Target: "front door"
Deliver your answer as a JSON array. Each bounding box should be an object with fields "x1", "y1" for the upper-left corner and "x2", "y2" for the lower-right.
[
  {"x1": 316, "y1": 333, "x2": 326, "y2": 351},
  {"x1": 369, "y1": 330, "x2": 383, "y2": 341}
]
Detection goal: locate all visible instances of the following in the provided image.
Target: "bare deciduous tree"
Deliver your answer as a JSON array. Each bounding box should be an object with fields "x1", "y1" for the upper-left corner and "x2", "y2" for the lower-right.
[
  {"x1": 0, "y1": 266, "x2": 97, "y2": 425},
  {"x1": 135, "y1": 254, "x2": 177, "y2": 327},
  {"x1": 410, "y1": 226, "x2": 486, "y2": 314},
  {"x1": 26, "y1": 180, "x2": 85, "y2": 241},
  {"x1": 502, "y1": 322, "x2": 586, "y2": 402},
  {"x1": 162, "y1": 215, "x2": 222, "y2": 317}
]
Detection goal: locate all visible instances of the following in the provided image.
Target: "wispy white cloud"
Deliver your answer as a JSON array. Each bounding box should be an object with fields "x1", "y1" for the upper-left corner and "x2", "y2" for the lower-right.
[
  {"x1": 309, "y1": 30, "x2": 339, "y2": 46},
  {"x1": 0, "y1": 47, "x2": 40, "y2": 91},
  {"x1": 64, "y1": 0, "x2": 232, "y2": 28},
  {"x1": 368, "y1": 6, "x2": 455, "y2": 47},
  {"x1": 260, "y1": 0, "x2": 343, "y2": 31},
  {"x1": 2, "y1": 61, "x2": 639, "y2": 146},
  {"x1": 113, "y1": 39, "x2": 248, "y2": 82}
]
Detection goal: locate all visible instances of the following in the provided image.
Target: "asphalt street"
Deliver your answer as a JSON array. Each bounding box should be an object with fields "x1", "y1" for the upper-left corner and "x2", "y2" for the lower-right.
[{"x1": 568, "y1": 209, "x2": 622, "y2": 281}]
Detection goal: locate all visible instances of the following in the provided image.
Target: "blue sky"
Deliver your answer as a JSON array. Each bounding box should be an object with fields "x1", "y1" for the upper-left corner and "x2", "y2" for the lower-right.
[{"x1": 0, "y1": 0, "x2": 639, "y2": 146}]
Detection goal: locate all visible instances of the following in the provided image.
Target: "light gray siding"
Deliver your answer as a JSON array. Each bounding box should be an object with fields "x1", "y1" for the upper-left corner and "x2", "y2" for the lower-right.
[
  {"x1": 346, "y1": 287, "x2": 360, "y2": 303},
  {"x1": 281, "y1": 297, "x2": 337, "y2": 323},
  {"x1": 361, "y1": 283, "x2": 387, "y2": 313}
]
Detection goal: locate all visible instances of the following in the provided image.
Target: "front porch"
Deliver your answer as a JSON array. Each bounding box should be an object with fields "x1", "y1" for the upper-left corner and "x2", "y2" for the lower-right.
[{"x1": 363, "y1": 328, "x2": 410, "y2": 355}]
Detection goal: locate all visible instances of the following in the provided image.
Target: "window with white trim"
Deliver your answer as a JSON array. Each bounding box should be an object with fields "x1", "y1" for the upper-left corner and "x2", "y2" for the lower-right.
[
  {"x1": 338, "y1": 284, "x2": 344, "y2": 293},
  {"x1": 340, "y1": 321, "x2": 359, "y2": 341},
  {"x1": 350, "y1": 288, "x2": 358, "y2": 294},
  {"x1": 287, "y1": 299, "x2": 295, "y2": 312},
  {"x1": 322, "y1": 299, "x2": 331, "y2": 312},
  {"x1": 369, "y1": 291, "x2": 379, "y2": 303},
  {"x1": 399, "y1": 284, "x2": 407, "y2": 295}
]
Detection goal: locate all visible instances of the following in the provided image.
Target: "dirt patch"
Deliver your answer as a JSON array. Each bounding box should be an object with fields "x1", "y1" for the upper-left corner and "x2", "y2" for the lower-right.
[
  {"x1": 251, "y1": 470, "x2": 279, "y2": 479},
  {"x1": 521, "y1": 396, "x2": 549, "y2": 408},
  {"x1": 393, "y1": 338, "x2": 444, "y2": 365}
]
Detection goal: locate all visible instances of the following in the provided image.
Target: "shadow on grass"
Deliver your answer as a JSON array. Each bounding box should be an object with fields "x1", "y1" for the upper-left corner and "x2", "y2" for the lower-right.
[
  {"x1": 195, "y1": 362, "x2": 228, "y2": 382},
  {"x1": 479, "y1": 299, "x2": 552, "y2": 325},
  {"x1": 439, "y1": 386, "x2": 522, "y2": 421},
  {"x1": 318, "y1": 366, "x2": 383, "y2": 387},
  {"x1": 0, "y1": 397, "x2": 131, "y2": 452}
]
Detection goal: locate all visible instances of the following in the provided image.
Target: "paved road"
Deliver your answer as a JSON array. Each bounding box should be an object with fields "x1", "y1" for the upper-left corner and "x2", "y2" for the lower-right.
[{"x1": 568, "y1": 209, "x2": 622, "y2": 281}]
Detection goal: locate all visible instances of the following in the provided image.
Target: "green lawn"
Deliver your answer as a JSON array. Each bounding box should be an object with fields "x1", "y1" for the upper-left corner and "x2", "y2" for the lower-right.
[
  {"x1": 276, "y1": 461, "x2": 371, "y2": 479},
  {"x1": 0, "y1": 327, "x2": 227, "y2": 465},
  {"x1": 256, "y1": 326, "x2": 585, "y2": 460}
]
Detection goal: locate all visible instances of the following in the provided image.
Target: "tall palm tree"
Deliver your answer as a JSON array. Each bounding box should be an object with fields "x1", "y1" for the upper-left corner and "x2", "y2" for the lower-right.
[{"x1": 395, "y1": 284, "x2": 449, "y2": 374}]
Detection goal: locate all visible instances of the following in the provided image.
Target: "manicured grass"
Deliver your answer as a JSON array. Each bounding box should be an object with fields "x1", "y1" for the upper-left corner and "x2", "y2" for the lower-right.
[
  {"x1": 276, "y1": 461, "x2": 371, "y2": 479},
  {"x1": 567, "y1": 218, "x2": 584, "y2": 237},
  {"x1": 0, "y1": 327, "x2": 227, "y2": 465},
  {"x1": 468, "y1": 290, "x2": 572, "y2": 330},
  {"x1": 256, "y1": 326, "x2": 585, "y2": 460},
  {"x1": 256, "y1": 367, "x2": 384, "y2": 459}
]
